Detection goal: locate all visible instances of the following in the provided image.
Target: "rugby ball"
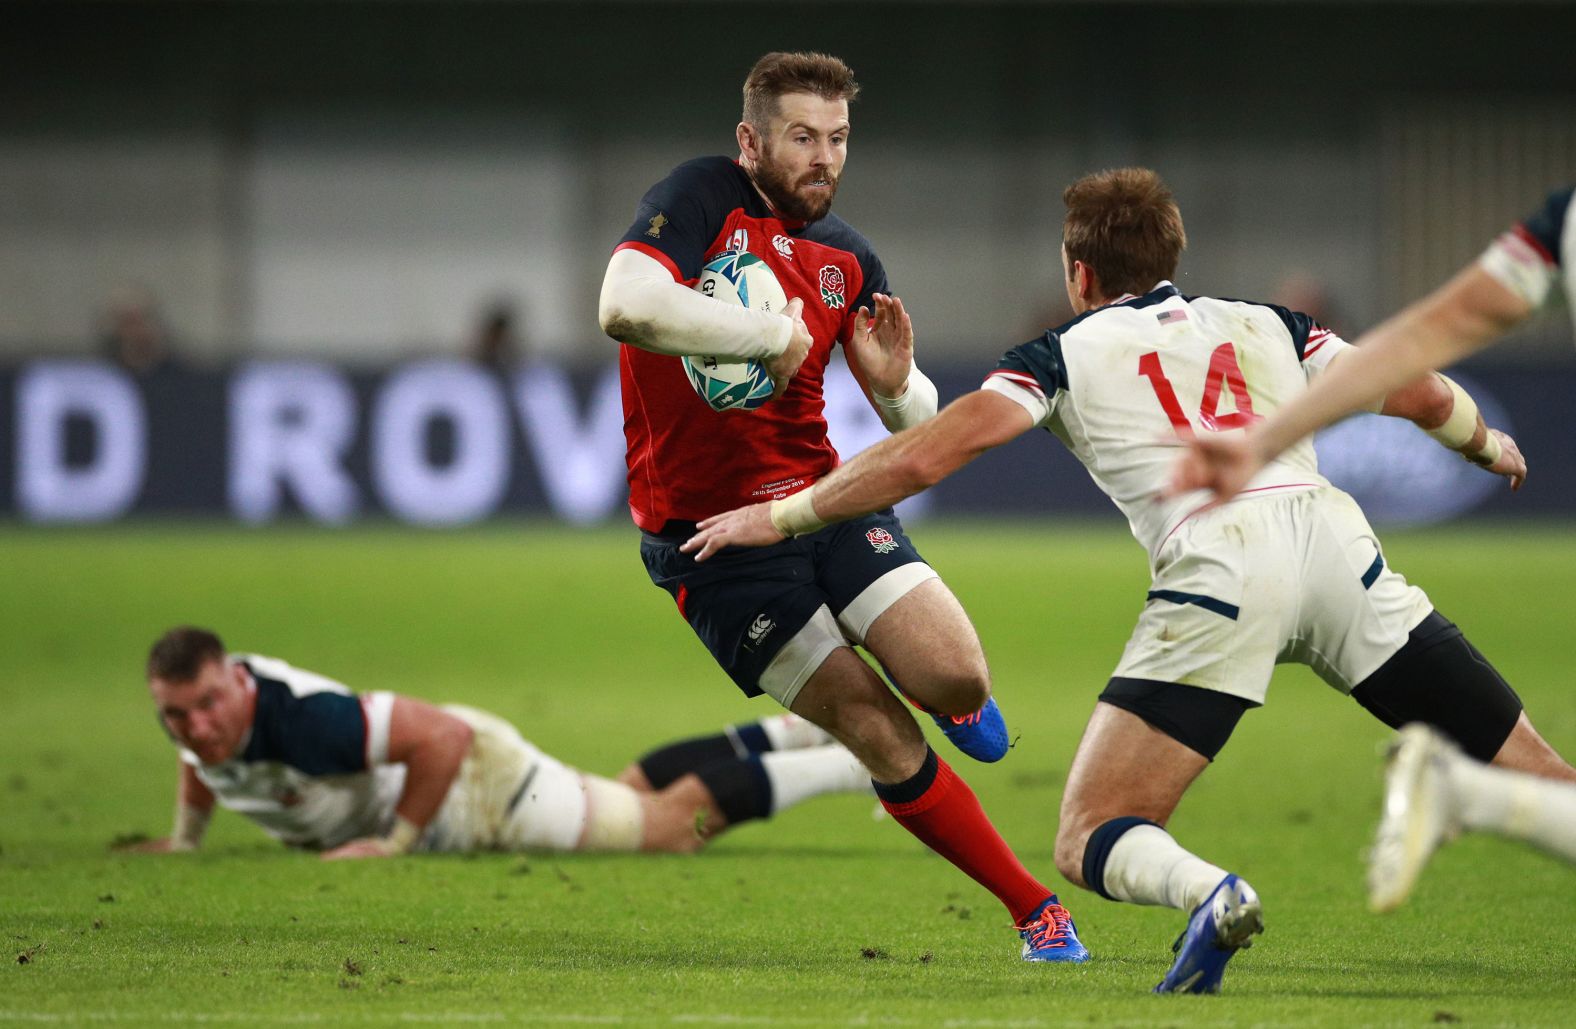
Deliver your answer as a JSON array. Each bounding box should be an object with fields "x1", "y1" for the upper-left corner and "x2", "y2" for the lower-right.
[{"x1": 683, "y1": 251, "x2": 785, "y2": 412}]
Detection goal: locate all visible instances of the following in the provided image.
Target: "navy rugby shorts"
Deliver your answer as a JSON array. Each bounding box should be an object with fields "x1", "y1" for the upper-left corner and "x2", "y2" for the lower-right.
[{"x1": 640, "y1": 509, "x2": 929, "y2": 699}]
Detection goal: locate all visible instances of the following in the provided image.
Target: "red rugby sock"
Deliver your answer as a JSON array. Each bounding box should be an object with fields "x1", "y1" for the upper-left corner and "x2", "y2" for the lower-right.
[{"x1": 876, "y1": 749, "x2": 1054, "y2": 923}]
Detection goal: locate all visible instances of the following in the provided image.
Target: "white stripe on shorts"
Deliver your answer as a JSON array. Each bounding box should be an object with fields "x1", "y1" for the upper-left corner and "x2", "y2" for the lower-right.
[
  {"x1": 757, "y1": 605, "x2": 846, "y2": 709},
  {"x1": 836, "y1": 563, "x2": 939, "y2": 643}
]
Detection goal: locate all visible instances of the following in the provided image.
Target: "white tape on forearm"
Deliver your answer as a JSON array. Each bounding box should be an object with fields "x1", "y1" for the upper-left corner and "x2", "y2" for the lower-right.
[
  {"x1": 769, "y1": 487, "x2": 826, "y2": 538},
  {"x1": 872, "y1": 366, "x2": 939, "y2": 430},
  {"x1": 1426, "y1": 375, "x2": 1503, "y2": 466},
  {"x1": 1426, "y1": 376, "x2": 1480, "y2": 450},
  {"x1": 385, "y1": 815, "x2": 421, "y2": 855},
  {"x1": 1468, "y1": 429, "x2": 1503, "y2": 467},
  {"x1": 171, "y1": 803, "x2": 211, "y2": 851}
]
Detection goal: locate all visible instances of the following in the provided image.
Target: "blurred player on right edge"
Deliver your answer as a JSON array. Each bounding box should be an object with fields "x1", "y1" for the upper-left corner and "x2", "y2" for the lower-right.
[{"x1": 1167, "y1": 186, "x2": 1576, "y2": 911}]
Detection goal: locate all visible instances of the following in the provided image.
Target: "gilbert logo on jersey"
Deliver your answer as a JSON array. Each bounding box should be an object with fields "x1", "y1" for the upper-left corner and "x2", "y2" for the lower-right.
[{"x1": 819, "y1": 265, "x2": 846, "y2": 309}]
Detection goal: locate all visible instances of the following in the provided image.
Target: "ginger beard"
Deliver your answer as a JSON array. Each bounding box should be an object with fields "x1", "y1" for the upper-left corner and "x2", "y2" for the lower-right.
[{"x1": 752, "y1": 139, "x2": 840, "y2": 223}]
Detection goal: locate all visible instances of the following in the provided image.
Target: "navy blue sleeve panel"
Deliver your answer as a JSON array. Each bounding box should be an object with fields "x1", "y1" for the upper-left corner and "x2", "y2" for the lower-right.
[
  {"x1": 1257, "y1": 302, "x2": 1317, "y2": 359},
  {"x1": 839, "y1": 248, "x2": 891, "y2": 343},
  {"x1": 1280, "y1": 308, "x2": 1318, "y2": 360},
  {"x1": 616, "y1": 157, "x2": 743, "y2": 281},
  {"x1": 995, "y1": 331, "x2": 1069, "y2": 396},
  {"x1": 1191, "y1": 291, "x2": 1317, "y2": 359},
  {"x1": 850, "y1": 247, "x2": 890, "y2": 315},
  {"x1": 242, "y1": 674, "x2": 368, "y2": 776},
  {"x1": 1521, "y1": 186, "x2": 1574, "y2": 265}
]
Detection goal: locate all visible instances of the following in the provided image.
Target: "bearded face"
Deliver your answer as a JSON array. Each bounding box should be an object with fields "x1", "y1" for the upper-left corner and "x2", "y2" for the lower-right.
[
  {"x1": 740, "y1": 92, "x2": 849, "y2": 224},
  {"x1": 753, "y1": 138, "x2": 841, "y2": 223}
]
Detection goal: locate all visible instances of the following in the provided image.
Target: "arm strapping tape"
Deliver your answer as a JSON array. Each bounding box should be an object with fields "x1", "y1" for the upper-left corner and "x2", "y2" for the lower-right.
[
  {"x1": 384, "y1": 815, "x2": 421, "y2": 855},
  {"x1": 769, "y1": 487, "x2": 827, "y2": 538},
  {"x1": 1428, "y1": 375, "x2": 1503, "y2": 466},
  {"x1": 871, "y1": 366, "x2": 939, "y2": 431},
  {"x1": 171, "y1": 803, "x2": 211, "y2": 851}
]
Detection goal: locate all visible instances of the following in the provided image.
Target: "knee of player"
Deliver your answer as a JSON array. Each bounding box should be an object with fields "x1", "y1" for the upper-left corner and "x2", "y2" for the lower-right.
[
  {"x1": 929, "y1": 666, "x2": 992, "y2": 718},
  {"x1": 662, "y1": 773, "x2": 714, "y2": 809},
  {"x1": 615, "y1": 763, "x2": 655, "y2": 792},
  {"x1": 1052, "y1": 823, "x2": 1094, "y2": 889}
]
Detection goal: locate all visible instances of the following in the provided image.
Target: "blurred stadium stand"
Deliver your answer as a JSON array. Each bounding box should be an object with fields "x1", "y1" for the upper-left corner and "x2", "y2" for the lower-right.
[{"x1": 1, "y1": 2, "x2": 1573, "y2": 523}]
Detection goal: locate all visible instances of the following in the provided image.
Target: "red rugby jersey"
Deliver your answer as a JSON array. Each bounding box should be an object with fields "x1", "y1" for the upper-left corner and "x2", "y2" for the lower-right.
[{"x1": 613, "y1": 156, "x2": 890, "y2": 533}]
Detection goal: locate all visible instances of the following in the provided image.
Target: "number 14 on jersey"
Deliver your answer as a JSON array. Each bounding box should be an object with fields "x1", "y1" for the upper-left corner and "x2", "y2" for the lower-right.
[{"x1": 1138, "y1": 342, "x2": 1261, "y2": 438}]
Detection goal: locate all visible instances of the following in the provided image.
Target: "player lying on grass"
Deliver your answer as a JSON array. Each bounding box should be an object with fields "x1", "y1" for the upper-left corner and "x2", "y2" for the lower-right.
[
  {"x1": 122, "y1": 626, "x2": 872, "y2": 858},
  {"x1": 680, "y1": 168, "x2": 1576, "y2": 994}
]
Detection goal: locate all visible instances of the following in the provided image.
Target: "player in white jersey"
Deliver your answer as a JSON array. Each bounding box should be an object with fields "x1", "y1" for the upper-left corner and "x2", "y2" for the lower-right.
[
  {"x1": 122, "y1": 627, "x2": 871, "y2": 858},
  {"x1": 1164, "y1": 187, "x2": 1576, "y2": 912},
  {"x1": 680, "y1": 168, "x2": 1576, "y2": 993}
]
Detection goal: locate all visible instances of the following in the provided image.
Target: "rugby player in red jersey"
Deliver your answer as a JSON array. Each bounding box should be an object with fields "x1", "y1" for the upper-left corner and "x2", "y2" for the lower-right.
[{"x1": 597, "y1": 52, "x2": 1085, "y2": 961}]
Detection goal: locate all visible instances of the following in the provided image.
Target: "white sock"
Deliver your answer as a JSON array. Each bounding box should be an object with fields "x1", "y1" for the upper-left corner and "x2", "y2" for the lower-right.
[
  {"x1": 755, "y1": 713, "x2": 834, "y2": 751},
  {"x1": 1101, "y1": 824, "x2": 1230, "y2": 912},
  {"x1": 759, "y1": 745, "x2": 871, "y2": 814},
  {"x1": 1450, "y1": 760, "x2": 1576, "y2": 862}
]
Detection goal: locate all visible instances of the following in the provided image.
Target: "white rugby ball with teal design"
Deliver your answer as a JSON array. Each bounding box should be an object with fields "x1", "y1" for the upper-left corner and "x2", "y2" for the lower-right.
[{"x1": 684, "y1": 250, "x2": 785, "y2": 412}]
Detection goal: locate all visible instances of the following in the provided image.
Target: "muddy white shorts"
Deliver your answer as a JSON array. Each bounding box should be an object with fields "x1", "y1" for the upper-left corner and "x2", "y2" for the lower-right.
[
  {"x1": 1111, "y1": 487, "x2": 1435, "y2": 704},
  {"x1": 422, "y1": 705, "x2": 644, "y2": 853}
]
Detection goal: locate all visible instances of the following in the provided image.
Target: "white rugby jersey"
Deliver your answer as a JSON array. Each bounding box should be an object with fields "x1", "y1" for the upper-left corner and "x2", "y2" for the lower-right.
[
  {"x1": 179, "y1": 654, "x2": 405, "y2": 850},
  {"x1": 984, "y1": 282, "x2": 1352, "y2": 558},
  {"x1": 1478, "y1": 186, "x2": 1575, "y2": 334}
]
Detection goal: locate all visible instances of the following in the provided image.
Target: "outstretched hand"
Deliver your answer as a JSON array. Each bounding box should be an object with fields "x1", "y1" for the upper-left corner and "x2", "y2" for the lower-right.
[
  {"x1": 1165, "y1": 434, "x2": 1263, "y2": 502},
  {"x1": 1481, "y1": 429, "x2": 1526, "y2": 491},
  {"x1": 680, "y1": 502, "x2": 784, "y2": 562},
  {"x1": 321, "y1": 837, "x2": 403, "y2": 860},
  {"x1": 847, "y1": 294, "x2": 914, "y2": 398}
]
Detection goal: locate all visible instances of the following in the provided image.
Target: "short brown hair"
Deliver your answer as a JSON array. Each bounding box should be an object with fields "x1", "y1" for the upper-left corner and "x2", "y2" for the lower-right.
[
  {"x1": 1062, "y1": 168, "x2": 1186, "y2": 297},
  {"x1": 147, "y1": 626, "x2": 226, "y2": 682},
  {"x1": 742, "y1": 52, "x2": 860, "y2": 128}
]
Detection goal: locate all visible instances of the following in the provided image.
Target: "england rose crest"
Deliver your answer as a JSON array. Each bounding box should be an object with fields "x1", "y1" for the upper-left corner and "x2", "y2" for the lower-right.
[
  {"x1": 865, "y1": 527, "x2": 899, "y2": 554},
  {"x1": 819, "y1": 264, "x2": 847, "y2": 309}
]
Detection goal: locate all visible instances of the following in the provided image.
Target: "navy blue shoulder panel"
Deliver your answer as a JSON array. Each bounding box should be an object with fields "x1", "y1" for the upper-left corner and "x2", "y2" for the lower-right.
[
  {"x1": 617, "y1": 156, "x2": 756, "y2": 280},
  {"x1": 1193, "y1": 293, "x2": 1316, "y2": 359},
  {"x1": 1041, "y1": 282, "x2": 1182, "y2": 338},
  {"x1": 1521, "y1": 186, "x2": 1574, "y2": 266},
  {"x1": 995, "y1": 331, "x2": 1069, "y2": 397},
  {"x1": 801, "y1": 213, "x2": 889, "y2": 311},
  {"x1": 993, "y1": 283, "x2": 1183, "y2": 393},
  {"x1": 241, "y1": 669, "x2": 368, "y2": 776}
]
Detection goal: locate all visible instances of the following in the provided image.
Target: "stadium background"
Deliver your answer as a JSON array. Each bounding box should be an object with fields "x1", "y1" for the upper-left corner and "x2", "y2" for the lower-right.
[
  {"x1": 3, "y1": 0, "x2": 1576, "y2": 527},
  {"x1": 5, "y1": 3, "x2": 1576, "y2": 1025}
]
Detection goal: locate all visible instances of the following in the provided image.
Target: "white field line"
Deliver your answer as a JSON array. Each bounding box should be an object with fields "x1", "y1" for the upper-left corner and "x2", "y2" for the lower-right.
[{"x1": 0, "y1": 1014, "x2": 1226, "y2": 1028}]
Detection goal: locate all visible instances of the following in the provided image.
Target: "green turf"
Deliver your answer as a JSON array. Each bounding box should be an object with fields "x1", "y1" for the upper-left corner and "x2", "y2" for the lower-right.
[{"x1": 3, "y1": 521, "x2": 1574, "y2": 1025}]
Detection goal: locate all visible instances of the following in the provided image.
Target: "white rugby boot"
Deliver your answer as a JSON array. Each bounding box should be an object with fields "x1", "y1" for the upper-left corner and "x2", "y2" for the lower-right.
[{"x1": 1368, "y1": 723, "x2": 1463, "y2": 913}]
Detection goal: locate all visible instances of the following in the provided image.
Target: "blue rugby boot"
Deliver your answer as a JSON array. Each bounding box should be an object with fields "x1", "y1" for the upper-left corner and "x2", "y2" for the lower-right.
[
  {"x1": 934, "y1": 696, "x2": 1010, "y2": 763},
  {"x1": 1154, "y1": 874, "x2": 1263, "y2": 994},
  {"x1": 1016, "y1": 896, "x2": 1090, "y2": 963}
]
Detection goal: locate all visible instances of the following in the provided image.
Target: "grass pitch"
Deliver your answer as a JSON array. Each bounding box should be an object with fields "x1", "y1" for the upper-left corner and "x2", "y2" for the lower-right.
[{"x1": 3, "y1": 521, "x2": 1575, "y2": 1026}]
